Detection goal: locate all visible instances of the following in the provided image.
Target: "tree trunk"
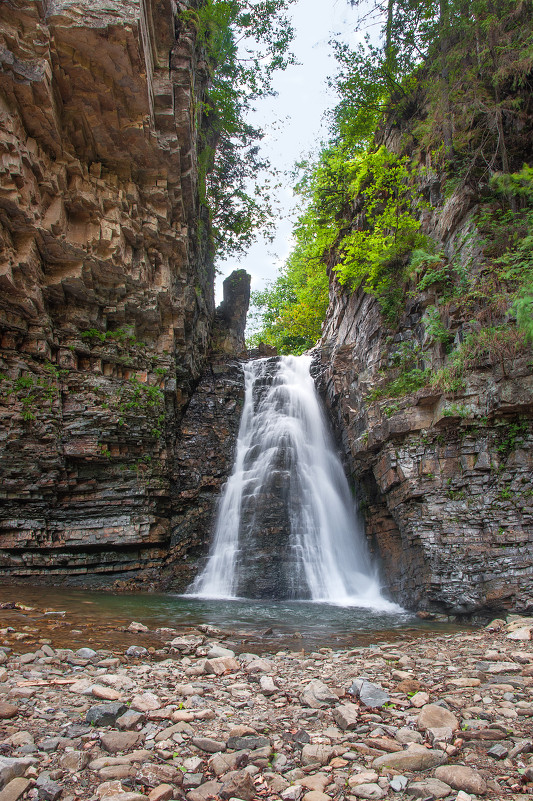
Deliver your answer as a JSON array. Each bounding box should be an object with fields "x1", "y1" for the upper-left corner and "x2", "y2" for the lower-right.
[{"x1": 439, "y1": 0, "x2": 454, "y2": 161}]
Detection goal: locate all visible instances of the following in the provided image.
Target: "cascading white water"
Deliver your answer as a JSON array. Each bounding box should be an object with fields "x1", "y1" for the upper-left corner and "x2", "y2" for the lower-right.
[{"x1": 188, "y1": 355, "x2": 397, "y2": 610}]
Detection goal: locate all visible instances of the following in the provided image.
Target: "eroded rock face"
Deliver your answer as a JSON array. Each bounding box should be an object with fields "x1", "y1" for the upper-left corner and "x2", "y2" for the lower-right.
[
  {"x1": 166, "y1": 355, "x2": 247, "y2": 593},
  {"x1": 213, "y1": 270, "x2": 251, "y2": 358},
  {"x1": 314, "y1": 190, "x2": 533, "y2": 615},
  {"x1": 0, "y1": 0, "x2": 223, "y2": 585}
]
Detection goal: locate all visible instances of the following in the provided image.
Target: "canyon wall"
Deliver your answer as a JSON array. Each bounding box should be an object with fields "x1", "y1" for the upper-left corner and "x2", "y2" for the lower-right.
[
  {"x1": 0, "y1": 0, "x2": 245, "y2": 587},
  {"x1": 314, "y1": 165, "x2": 533, "y2": 616}
]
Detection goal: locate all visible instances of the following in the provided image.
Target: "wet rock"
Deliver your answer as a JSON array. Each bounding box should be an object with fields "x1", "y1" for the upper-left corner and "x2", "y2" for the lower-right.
[
  {"x1": 434, "y1": 766, "x2": 487, "y2": 795},
  {"x1": 417, "y1": 704, "x2": 458, "y2": 731},
  {"x1": 301, "y1": 680, "x2": 338, "y2": 708},
  {"x1": 349, "y1": 679, "x2": 390, "y2": 708},
  {"x1": 86, "y1": 703, "x2": 128, "y2": 727},
  {"x1": 125, "y1": 646, "x2": 148, "y2": 658},
  {"x1": 372, "y1": 744, "x2": 447, "y2": 771},
  {"x1": 76, "y1": 648, "x2": 97, "y2": 660},
  {"x1": 127, "y1": 622, "x2": 149, "y2": 633}
]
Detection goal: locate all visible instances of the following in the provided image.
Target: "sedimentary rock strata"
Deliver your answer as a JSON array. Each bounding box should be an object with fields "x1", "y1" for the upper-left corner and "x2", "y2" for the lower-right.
[
  {"x1": 0, "y1": 0, "x2": 219, "y2": 585},
  {"x1": 314, "y1": 188, "x2": 533, "y2": 614}
]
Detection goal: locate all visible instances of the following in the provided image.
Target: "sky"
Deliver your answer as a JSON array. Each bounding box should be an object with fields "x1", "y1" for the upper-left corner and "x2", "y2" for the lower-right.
[{"x1": 214, "y1": 0, "x2": 368, "y2": 307}]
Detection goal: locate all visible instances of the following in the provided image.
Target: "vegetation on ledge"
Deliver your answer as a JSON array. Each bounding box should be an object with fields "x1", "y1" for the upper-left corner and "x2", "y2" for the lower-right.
[{"x1": 248, "y1": 0, "x2": 533, "y2": 364}]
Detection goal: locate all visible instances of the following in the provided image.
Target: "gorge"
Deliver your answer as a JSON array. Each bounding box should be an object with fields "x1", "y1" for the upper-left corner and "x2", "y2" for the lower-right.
[{"x1": 0, "y1": 0, "x2": 532, "y2": 618}]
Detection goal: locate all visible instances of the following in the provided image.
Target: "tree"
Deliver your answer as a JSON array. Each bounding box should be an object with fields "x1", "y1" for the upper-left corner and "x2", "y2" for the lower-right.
[
  {"x1": 250, "y1": 0, "x2": 533, "y2": 352},
  {"x1": 188, "y1": 0, "x2": 297, "y2": 259}
]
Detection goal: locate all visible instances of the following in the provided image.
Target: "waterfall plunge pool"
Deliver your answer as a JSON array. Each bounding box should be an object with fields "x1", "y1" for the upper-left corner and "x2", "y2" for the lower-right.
[
  {"x1": 0, "y1": 585, "x2": 466, "y2": 655},
  {"x1": 0, "y1": 356, "x2": 471, "y2": 653}
]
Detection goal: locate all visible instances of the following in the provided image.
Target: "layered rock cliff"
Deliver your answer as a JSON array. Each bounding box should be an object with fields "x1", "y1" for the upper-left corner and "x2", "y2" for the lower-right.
[
  {"x1": 314, "y1": 144, "x2": 533, "y2": 616},
  {"x1": 0, "y1": 0, "x2": 245, "y2": 586}
]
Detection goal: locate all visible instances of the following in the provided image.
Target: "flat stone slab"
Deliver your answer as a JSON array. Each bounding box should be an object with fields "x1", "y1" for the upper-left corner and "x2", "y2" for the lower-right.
[
  {"x1": 434, "y1": 765, "x2": 487, "y2": 795},
  {"x1": 372, "y1": 744, "x2": 447, "y2": 771},
  {"x1": 417, "y1": 703, "x2": 459, "y2": 731},
  {"x1": 0, "y1": 778, "x2": 31, "y2": 801},
  {"x1": 406, "y1": 778, "x2": 451, "y2": 798},
  {"x1": 100, "y1": 731, "x2": 142, "y2": 753}
]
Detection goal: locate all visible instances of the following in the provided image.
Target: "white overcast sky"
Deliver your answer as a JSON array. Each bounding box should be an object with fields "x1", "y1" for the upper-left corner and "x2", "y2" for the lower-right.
[{"x1": 214, "y1": 0, "x2": 370, "y2": 305}]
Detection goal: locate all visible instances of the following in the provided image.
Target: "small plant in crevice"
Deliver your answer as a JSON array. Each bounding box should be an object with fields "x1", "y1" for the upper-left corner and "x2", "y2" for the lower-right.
[
  {"x1": 441, "y1": 402, "x2": 470, "y2": 419},
  {"x1": 105, "y1": 376, "x2": 166, "y2": 443},
  {"x1": 0, "y1": 363, "x2": 68, "y2": 425},
  {"x1": 495, "y1": 419, "x2": 528, "y2": 459},
  {"x1": 423, "y1": 305, "x2": 454, "y2": 350},
  {"x1": 368, "y1": 367, "x2": 430, "y2": 401}
]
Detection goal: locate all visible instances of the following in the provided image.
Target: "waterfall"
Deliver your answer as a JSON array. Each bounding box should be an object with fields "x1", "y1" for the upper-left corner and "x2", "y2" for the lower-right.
[{"x1": 188, "y1": 355, "x2": 395, "y2": 609}]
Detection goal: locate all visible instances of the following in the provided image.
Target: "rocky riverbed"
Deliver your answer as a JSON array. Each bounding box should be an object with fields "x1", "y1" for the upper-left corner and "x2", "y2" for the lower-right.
[{"x1": 1, "y1": 613, "x2": 532, "y2": 801}]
